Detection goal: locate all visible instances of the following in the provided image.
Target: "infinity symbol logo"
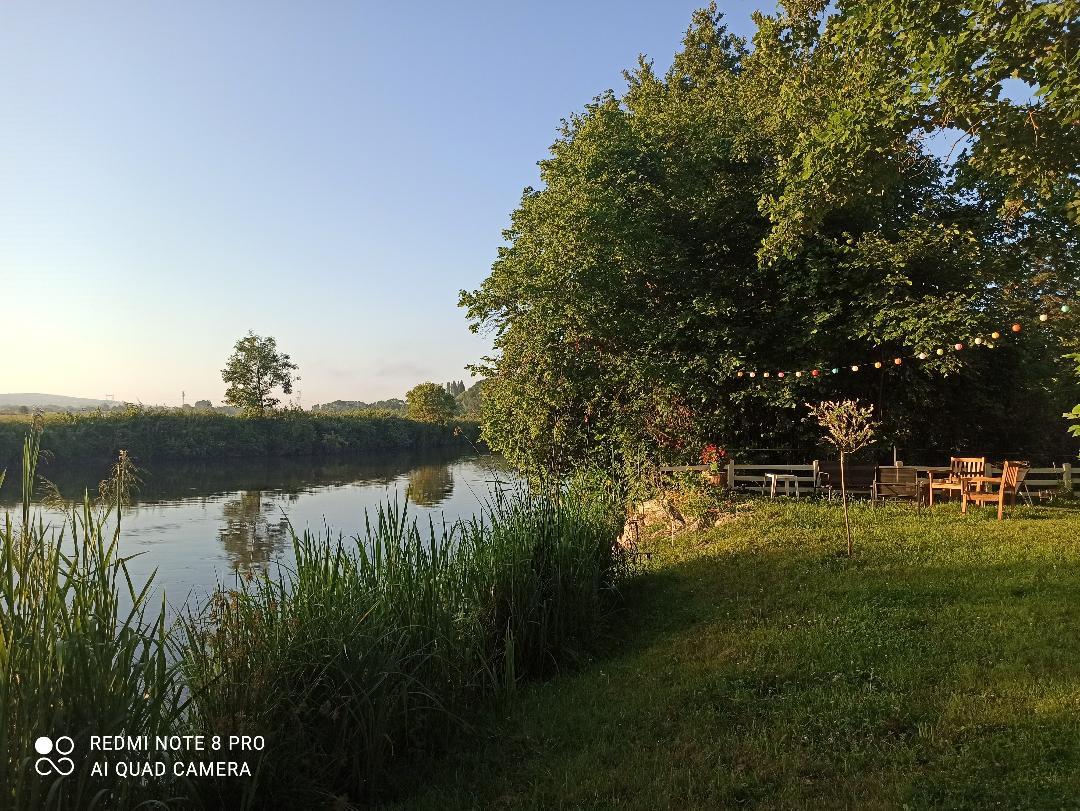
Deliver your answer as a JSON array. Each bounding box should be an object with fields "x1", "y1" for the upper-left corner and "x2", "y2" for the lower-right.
[{"x1": 34, "y1": 736, "x2": 75, "y2": 776}]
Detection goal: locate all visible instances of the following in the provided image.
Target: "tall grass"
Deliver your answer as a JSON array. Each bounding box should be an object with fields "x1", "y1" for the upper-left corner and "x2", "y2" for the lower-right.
[
  {"x1": 180, "y1": 489, "x2": 625, "y2": 807},
  {"x1": 0, "y1": 428, "x2": 185, "y2": 810},
  {"x1": 1, "y1": 430, "x2": 625, "y2": 809}
]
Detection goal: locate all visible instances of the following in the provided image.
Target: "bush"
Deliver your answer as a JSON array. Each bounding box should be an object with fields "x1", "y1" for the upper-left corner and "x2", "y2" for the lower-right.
[{"x1": 0, "y1": 408, "x2": 481, "y2": 466}]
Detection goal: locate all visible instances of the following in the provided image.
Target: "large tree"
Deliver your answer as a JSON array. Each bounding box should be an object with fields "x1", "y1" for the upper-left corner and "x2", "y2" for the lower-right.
[
  {"x1": 462, "y1": 4, "x2": 1078, "y2": 479},
  {"x1": 221, "y1": 332, "x2": 298, "y2": 414},
  {"x1": 405, "y1": 382, "x2": 457, "y2": 425}
]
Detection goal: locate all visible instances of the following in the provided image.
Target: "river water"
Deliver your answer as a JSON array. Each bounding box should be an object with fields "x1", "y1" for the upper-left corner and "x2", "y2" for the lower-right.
[{"x1": 0, "y1": 450, "x2": 512, "y2": 609}]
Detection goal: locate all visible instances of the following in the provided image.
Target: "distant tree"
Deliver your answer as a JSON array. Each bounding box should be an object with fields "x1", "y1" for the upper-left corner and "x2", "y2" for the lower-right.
[
  {"x1": 406, "y1": 382, "x2": 457, "y2": 424},
  {"x1": 194, "y1": 399, "x2": 212, "y2": 409},
  {"x1": 221, "y1": 331, "x2": 298, "y2": 414},
  {"x1": 455, "y1": 380, "x2": 485, "y2": 416}
]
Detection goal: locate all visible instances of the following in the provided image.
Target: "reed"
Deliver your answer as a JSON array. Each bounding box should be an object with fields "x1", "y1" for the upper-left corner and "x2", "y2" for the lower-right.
[
  {"x1": 179, "y1": 488, "x2": 626, "y2": 807},
  {"x1": 0, "y1": 428, "x2": 186, "y2": 810},
  {"x1": 1, "y1": 426, "x2": 624, "y2": 808}
]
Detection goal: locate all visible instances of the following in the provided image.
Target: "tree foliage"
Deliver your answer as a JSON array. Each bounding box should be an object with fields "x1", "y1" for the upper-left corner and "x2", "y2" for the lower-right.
[
  {"x1": 406, "y1": 382, "x2": 458, "y2": 425},
  {"x1": 221, "y1": 332, "x2": 298, "y2": 414},
  {"x1": 462, "y1": 3, "x2": 1079, "y2": 480}
]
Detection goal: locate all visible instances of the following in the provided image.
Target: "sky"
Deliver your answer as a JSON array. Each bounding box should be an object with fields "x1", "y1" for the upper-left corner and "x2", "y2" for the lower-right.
[{"x1": 0, "y1": 1, "x2": 768, "y2": 406}]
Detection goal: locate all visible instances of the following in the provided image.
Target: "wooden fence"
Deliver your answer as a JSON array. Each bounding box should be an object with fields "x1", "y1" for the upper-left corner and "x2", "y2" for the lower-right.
[{"x1": 658, "y1": 461, "x2": 1076, "y2": 495}]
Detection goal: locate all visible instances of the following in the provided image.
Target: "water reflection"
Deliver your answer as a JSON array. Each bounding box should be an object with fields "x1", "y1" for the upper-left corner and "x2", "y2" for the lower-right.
[
  {"x1": 217, "y1": 490, "x2": 296, "y2": 575},
  {"x1": 406, "y1": 464, "x2": 454, "y2": 506},
  {"x1": 0, "y1": 450, "x2": 511, "y2": 605}
]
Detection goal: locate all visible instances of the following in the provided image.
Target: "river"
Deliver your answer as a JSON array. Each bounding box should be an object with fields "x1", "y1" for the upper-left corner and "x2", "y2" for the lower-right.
[{"x1": 0, "y1": 449, "x2": 513, "y2": 609}]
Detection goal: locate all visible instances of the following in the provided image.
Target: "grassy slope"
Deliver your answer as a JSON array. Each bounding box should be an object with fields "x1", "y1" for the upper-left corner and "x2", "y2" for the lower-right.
[{"x1": 384, "y1": 499, "x2": 1080, "y2": 810}]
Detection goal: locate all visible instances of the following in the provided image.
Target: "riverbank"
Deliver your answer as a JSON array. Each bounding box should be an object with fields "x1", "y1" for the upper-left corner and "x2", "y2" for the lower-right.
[
  {"x1": 1, "y1": 435, "x2": 625, "y2": 810},
  {"x1": 0, "y1": 408, "x2": 480, "y2": 465},
  {"x1": 385, "y1": 498, "x2": 1080, "y2": 808}
]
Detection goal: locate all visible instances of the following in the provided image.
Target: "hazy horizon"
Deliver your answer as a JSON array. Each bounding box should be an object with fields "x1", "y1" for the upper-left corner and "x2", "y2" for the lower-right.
[{"x1": 1, "y1": 1, "x2": 765, "y2": 406}]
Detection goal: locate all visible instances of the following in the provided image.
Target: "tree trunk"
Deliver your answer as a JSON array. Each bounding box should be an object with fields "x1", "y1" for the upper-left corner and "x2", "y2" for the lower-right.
[{"x1": 840, "y1": 450, "x2": 853, "y2": 556}]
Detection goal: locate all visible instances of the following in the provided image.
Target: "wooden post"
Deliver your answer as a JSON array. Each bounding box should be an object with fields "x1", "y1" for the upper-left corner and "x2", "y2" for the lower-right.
[
  {"x1": 812, "y1": 459, "x2": 820, "y2": 492},
  {"x1": 1065, "y1": 463, "x2": 1073, "y2": 493},
  {"x1": 726, "y1": 457, "x2": 736, "y2": 491}
]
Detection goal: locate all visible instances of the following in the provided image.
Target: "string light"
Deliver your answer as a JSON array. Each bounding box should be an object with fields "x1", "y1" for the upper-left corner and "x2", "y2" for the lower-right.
[
  {"x1": 795, "y1": 371, "x2": 803, "y2": 378},
  {"x1": 811, "y1": 369, "x2": 820, "y2": 377},
  {"x1": 851, "y1": 365, "x2": 859, "y2": 372},
  {"x1": 991, "y1": 331, "x2": 1001, "y2": 340},
  {"x1": 1011, "y1": 323, "x2": 1022, "y2": 333},
  {"x1": 749, "y1": 371, "x2": 756, "y2": 378},
  {"x1": 893, "y1": 358, "x2": 902, "y2": 365},
  {"x1": 936, "y1": 348, "x2": 945, "y2": 356},
  {"x1": 918, "y1": 352, "x2": 928, "y2": 360},
  {"x1": 954, "y1": 343, "x2": 963, "y2": 351},
  {"x1": 974, "y1": 337, "x2": 983, "y2": 345},
  {"x1": 737, "y1": 371, "x2": 744, "y2": 377},
  {"x1": 1039, "y1": 313, "x2": 1049, "y2": 322},
  {"x1": 1063, "y1": 305, "x2": 1071, "y2": 313}
]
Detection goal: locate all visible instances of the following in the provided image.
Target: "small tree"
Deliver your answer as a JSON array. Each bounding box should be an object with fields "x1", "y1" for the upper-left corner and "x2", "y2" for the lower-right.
[
  {"x1": 406, "y1": 382, "x2": 457, "y2": 424},
  {"x1": 221, "y1": 331, "x2": 298, "y2": 414},
  {"x1": 807, "y1": 399, "x2": 877, "y2": 557}
]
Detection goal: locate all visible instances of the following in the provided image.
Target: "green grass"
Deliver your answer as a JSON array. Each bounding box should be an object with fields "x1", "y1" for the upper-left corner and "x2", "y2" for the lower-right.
[{"x1": 383, "y1": 498, "x2": 1080, "y2": 809}]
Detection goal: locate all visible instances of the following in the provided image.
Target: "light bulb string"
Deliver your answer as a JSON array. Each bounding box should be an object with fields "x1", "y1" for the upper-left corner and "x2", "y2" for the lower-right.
[{"x1": 735, "y1": 306, "x2": 1072, "y2": 381}]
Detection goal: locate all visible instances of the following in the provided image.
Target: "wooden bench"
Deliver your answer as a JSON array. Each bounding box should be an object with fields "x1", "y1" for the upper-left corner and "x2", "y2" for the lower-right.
[
  {"x1": 817, "y1": 462, "x2": 878, "y2": 501},
  {"x1": 877, "y1": 465, "x2": 927, "y2": 506}
]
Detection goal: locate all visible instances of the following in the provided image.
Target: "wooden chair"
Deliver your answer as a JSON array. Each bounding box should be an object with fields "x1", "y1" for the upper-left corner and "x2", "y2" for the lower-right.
[
  {"x1": 961, "y1": 460, "x2": 1030, "y2": 520},
  {"x1": 928, "y1": 456, "x2": 985, "y2": 505},
  {"x1": 876, "y1": 466, "x2": 927, "y2": 507}
]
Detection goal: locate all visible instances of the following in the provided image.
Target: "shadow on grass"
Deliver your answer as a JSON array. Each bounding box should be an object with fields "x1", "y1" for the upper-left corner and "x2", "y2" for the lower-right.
[{"x1": 377, "y1": 502, "x2": 1080, "y2": 809}]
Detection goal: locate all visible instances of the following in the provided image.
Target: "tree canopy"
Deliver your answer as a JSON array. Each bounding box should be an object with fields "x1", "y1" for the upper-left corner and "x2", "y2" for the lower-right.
[
  {"x1": 405, "y1": 382, "x2": 458, "y2": 425},
  {"x1": 221, "y1": 332, "x2": 298, "y2": 414},
  {"x1": 462, "y1": 3, "x2": 1079, "y2": 479}
]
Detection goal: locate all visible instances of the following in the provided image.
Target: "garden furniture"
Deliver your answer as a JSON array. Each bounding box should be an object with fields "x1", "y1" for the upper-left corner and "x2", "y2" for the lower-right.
[
  {"x1": 762, "y1": 472, "x2": 800, "y2": 498},
  {"x1": 816, "y1": 463, "x2": 878, "y2": 501},
  {"x1": 961, "y1": 460, "x2": 1029, "y2": 520},
  {"x1": 928, "y1": 456, "x2": 985, "y2": 505},
  {"x1": 876, "y1": 465, "x2": 927, "y2": 506}
]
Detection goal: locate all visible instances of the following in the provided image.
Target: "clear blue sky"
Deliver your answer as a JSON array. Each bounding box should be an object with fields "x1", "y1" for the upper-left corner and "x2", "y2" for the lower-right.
[{"x1": 1, "y1": 1, "x2": 767, "y2": 405}]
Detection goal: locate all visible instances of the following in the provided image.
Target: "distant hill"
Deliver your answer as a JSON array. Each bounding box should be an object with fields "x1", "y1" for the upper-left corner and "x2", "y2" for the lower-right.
[{"x1": 0, "y1": 393, "x2": 117, "y2": 409}]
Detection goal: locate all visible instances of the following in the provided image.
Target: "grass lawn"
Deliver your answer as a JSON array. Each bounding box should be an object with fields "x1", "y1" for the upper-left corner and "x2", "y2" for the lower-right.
[{"x1": 381, "y1": 498, "x2": 1080, "y2": 810}]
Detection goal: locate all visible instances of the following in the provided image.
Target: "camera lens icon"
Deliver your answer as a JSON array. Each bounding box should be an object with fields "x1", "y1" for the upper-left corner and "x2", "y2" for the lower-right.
[{"x1": 34, "y1": 736, "x2": 75, "y2": 776}]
